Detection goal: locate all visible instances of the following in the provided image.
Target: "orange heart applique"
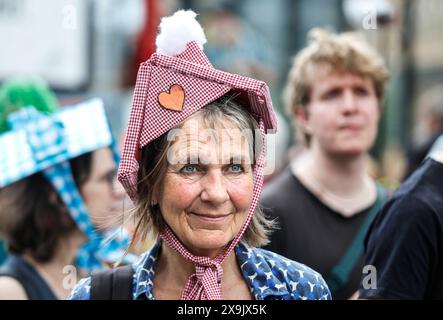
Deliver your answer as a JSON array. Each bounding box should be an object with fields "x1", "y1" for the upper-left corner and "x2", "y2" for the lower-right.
[{"x1": 158, "y1": 84, "x2": 185, "y2": 111}]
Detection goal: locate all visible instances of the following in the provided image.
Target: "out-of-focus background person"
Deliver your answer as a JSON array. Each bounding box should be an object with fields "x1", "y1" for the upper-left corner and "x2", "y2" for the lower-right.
[
  {"x1": 405, "y1": 84, "x2": 443, "y2": 177},
  {"x1": 0, "y1": 78, "x2": 132, "y2": 299},
  {"x1": 261, "y1": 28, "x2": 390, "y2": 299}
]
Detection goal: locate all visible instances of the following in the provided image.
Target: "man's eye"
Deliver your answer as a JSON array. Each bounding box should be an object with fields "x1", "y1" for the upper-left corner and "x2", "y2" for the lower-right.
[
  {"x1": 323, "y1": 89, "x2": 340, "y2": 100},
  {"x1": 355, "y1": 87, "x2": 368, "y2": 96}
]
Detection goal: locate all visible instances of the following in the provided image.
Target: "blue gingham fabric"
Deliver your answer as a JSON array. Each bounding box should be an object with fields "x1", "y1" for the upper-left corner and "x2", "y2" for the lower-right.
[
  {"x1": 0, "y1": 99, "x2": 136, "y2": 272},
  {"x1": 42, "y1": 161, "x2": 102, "y2": 270}
]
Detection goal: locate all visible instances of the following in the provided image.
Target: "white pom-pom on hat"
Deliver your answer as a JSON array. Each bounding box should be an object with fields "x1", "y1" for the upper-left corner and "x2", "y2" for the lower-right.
[{"x1": 156, "y1": 10, "x2": 207, "y2": 56}]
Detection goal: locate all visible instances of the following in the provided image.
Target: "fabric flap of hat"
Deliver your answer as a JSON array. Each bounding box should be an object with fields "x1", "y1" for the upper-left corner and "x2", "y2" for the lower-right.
[
  {"x1": 149, "y1": 49, "x2": 278, "y2": 133},
  {"x1": 0, "y1": 98, "x2": 112, "y2": 187},
  {"x1": 138, "y1": 65, "x2": 232, "y2": 147}
]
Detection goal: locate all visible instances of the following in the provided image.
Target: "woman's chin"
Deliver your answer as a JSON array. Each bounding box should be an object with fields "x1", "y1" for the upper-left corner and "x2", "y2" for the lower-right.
[{"x1": 184, "y1": 230, "x2": 234, "y2": 257}]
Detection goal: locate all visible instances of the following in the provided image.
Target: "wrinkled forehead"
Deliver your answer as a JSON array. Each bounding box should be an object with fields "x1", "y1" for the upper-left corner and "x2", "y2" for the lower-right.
[
  {"x1": 179, "y1": 113, "x2": 243, "y2": 135},
  {"x1": 166, "y1": 116, "x2": 255, "y2": 164}
]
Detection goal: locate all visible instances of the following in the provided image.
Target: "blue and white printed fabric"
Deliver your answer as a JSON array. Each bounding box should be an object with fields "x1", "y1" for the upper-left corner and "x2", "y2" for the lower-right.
[{"x1": 69, "y1": 240, "x2": 331, "y2": 300}]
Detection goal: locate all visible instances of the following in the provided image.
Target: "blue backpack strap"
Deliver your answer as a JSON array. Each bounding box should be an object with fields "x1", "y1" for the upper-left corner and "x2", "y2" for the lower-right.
[{"x1": 325, "y1": 185, "x2": 387, "y2": 294}]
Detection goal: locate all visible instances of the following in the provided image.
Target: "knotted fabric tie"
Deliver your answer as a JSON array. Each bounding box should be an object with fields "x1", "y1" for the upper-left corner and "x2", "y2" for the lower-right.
[
  {"x1": 182, "y1": 261, "x2": 223, "y2": 300},
  {"x1": 160, "y1": 227, "x2": 226, "y2": 300}
]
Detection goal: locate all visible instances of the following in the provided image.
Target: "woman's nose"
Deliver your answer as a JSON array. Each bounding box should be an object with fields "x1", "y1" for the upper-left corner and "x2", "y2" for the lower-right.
[{"x1": 200, "y1": 171, "x2": 229, "y2": 204}]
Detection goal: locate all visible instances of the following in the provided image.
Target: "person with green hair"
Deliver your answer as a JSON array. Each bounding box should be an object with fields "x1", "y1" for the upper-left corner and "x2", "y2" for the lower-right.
[{"x1": 0, "y1": 77, "x2": 58, "y2": 133}]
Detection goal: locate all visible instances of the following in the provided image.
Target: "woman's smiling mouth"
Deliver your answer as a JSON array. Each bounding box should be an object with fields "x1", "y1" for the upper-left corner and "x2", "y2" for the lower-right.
[{"x1": 189, "y1": 212, "x2": 231, "y2": 223}]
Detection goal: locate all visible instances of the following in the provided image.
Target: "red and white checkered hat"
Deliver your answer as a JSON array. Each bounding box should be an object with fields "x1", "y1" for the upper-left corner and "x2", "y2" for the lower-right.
[
  {"x1": 118, "y1": 11, "x2": 277, "y2": 201},
  {"x1": 118, "y1": 9, "x2": 277, "y2": 300}
]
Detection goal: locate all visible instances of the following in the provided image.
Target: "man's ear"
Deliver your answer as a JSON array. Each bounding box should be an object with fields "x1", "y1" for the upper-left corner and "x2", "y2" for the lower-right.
[{"x1": 294, "y1": 106, "x2": 312, "y2": 134}]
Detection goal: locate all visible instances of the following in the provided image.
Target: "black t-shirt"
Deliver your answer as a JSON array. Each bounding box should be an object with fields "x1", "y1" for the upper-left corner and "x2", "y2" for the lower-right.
[
  {"x1": 261, "y1": 168, "x2": 377, "y2": 300},
  {"x1": 360, "y1": 158, "x2": 443, "y2": 299}
]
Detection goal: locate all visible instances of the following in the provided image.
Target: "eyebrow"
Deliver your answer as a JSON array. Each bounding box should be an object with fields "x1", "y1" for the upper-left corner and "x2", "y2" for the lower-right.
[
  {"x1": 224, "y1": 155, "x2": 250, "y2": 163},
  {"x1": 172, "y1": 154, "x2": 251, "y2": 166},
  {"x1": 321, "y1": 86, "x2": 342, "y2": 94}
]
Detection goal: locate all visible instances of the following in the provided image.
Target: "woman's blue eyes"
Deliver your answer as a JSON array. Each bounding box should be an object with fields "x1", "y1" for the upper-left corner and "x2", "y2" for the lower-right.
[
  {"x1": 182, "y1": 164, "x2": 198, "y2": 173},
  {"x1": 229, "y1": 164, "x2": 242, "y2": 172},
  {"x1": 180, "y1": 164, "x2": 243, "y2": 174}
]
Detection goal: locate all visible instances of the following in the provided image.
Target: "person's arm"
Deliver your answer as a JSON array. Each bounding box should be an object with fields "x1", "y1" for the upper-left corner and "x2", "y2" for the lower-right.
[
  {"x1": 0, "y1": 276, "x2": 28, "y2": 300},
  {"x1": 360, "y1": 195, "x2": 439, "y2": 299}
]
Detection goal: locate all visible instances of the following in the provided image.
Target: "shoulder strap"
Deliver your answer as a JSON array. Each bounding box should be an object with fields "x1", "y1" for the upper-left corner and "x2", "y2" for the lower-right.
[
  {"x1": 325, "y1": 185, "x2": 387, "y2": 294},
  {"x1": 90, "y1": 264, "x2": 134, "y2": 300}
]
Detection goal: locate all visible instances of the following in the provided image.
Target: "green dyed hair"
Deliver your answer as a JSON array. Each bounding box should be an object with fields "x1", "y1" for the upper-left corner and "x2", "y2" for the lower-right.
[{"x1": 0, "y1": 77, "x2": 59, "y2": 133}]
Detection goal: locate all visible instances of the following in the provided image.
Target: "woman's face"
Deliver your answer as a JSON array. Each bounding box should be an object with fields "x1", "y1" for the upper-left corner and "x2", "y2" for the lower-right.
[
  {"x1": 156, "y1": 116, "x2": 254, "y2": 258},
  {"x1": 81, "y1": 147, "x2": 126, "y2": 228}
]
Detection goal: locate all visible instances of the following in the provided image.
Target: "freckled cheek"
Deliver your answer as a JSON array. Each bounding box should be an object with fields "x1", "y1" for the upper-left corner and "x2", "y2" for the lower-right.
[
  {"x1": 227, "y1": 178, "x2": 254, "y2": 211},
  {"x1": 160, "y1": 178, "x2": 200, "y2": 213}
]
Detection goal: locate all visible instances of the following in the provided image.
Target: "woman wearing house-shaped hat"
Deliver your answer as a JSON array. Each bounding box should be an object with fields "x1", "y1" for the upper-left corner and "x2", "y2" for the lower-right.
[
  {"x1": 0, "y1": 78, "x2": 137, "y2": 299},
  {"x1": 70, "y1": 10, "x2": 331, "y2": 300}
]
